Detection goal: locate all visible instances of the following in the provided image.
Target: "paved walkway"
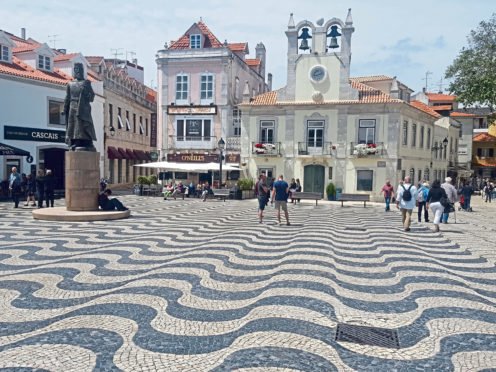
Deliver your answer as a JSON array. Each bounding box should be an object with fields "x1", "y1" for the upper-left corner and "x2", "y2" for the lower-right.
[{"x1": 0, "y1": 196, "x2": 495, "y2": 371}]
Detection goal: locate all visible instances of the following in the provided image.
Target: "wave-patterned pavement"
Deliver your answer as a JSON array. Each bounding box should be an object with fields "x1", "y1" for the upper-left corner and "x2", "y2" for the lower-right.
[{"x1": 0, "y1": 196, "x2": 495, "y2": 371}]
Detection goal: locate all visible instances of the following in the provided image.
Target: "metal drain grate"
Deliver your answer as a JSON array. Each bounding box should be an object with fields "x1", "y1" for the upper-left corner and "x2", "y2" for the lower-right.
[
  {"x1": 335, "y1": 323, "x2": 400, "y2": 349},
  {"x1": 344, "y1": 227, "x2": 367, "y2": 231}
]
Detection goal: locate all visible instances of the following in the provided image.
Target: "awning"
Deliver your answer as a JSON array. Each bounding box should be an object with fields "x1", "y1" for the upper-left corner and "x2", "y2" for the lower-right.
[
  {"x1": 0, "y1": 142, "x2": 30, "y2": 156},
  {"x1": 134, "y1": 161, "x2": 241, "y2": 173},
  {"x1": 118, "y1": 147, "x2": 128, "y2": 159},
  {"x1": 126, "y1": 149, "x2": 137, "y2": 160},
  {"x1": 134, "y1": 150, "x2": 148, "y2": 161},
  {"x1": 107, "y1": 146, "x2": 123, "y2": 159},
  {"x1": 145, "y1": 151, "x2": 152, "y2": 161}
]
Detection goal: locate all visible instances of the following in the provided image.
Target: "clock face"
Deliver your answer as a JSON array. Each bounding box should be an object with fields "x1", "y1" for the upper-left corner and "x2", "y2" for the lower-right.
[{"x1": 310, "y1": 66, "x2": 326, "y2": 83}]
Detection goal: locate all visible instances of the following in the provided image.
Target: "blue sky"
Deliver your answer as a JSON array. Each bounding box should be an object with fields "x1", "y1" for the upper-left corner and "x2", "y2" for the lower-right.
[{"x1": 2, "y1": 0, "x2": 494, "y2": 93}]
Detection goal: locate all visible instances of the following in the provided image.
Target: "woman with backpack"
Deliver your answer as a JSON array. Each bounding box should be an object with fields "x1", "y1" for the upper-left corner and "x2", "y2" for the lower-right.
[
  {"x1": 426, "y1": 180, "x2": 448, "y2": 232},
  {"x1": 417, "y1": 182, "x2": 430, "y2": 222}
]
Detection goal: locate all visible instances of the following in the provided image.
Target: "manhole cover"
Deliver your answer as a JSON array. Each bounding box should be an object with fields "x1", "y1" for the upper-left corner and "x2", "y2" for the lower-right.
[
  {"x1": 344, "y1": 227, "x2": 366, "y2": 231},
  {"x1": 335, "y1": 323, "x2": 400, "y2": 349}
]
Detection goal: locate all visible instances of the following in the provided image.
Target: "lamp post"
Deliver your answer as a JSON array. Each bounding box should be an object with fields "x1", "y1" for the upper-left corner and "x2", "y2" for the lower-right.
[
  {"x1": 218, "y1": 137, "x2": 225, "y2": 189},
  {"x1": 109, "y1": 126, "x2": 115, "y2": 137}
]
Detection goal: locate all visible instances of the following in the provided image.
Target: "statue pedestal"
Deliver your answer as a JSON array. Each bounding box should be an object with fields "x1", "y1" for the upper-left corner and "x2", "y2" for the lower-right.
[{"x1": 65, "y1": 151, "x2": 100, "y2": 211}]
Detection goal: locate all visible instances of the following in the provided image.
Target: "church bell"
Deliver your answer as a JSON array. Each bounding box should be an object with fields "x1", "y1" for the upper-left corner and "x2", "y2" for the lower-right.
[
  {"x1": 298, "y1": 27, "x2": 312, "y2": 51},
  {"x1": 327, "y1": 25, "x2": 341, "y2": 49}
]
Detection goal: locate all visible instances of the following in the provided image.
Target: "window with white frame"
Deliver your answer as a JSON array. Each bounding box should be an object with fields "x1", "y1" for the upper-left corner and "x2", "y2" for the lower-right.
[
  {"x1": 420, "y1": 126, "x2": 424, "y2": 148},
  {"x1": 259, "y1": 120, "x2": 275, "y2": 143},
  {"x1": 411, "y1": 123, "x2": 417, "y2": 147},
  {"x1": 0, "y1": 45, "x2": 9, "y2": 62},
  {"x1": 38, "y1": 55, "x2": 51, "y2": 70},
  {"x1": 307, "y1": 120, "x2": 324, "y2": 147},
  {"x1": 175, "y1": 74, "x2": 189, "y2": 103},
  {"x1": 125, "y1": 110, "x2": 131, "y2": 131},
  {"x1": 477, "y1": 148, "x2": 495, "y2": 157},
  {"x1": 402, "y1": 121, "x2": 408, "y2": 146},
  {"x1": 358, "y1": 119, "x2": 376, "y2": 144},
  {"x1": 233, "y1": 108, "x2": 241, "y2": 137},
  {"x1": 117, "y1": 107, "x2": 123, "y2": 129},
  {"x1": 190, "y1": 34, "x2": 201, "y2": 49},
  {"x1": 48, "y1": 99, "x2": 65, "y2": 125},
  {"x1": 139, "y1": 116, "x2": 144, "y2": 134},
  {"x1": 200, "y1": 74, "x2": 214, "y2": 103},
  {"x1": 176, "y1": 118, "x2": 211, "y2": 141},
  {"x1": 357, "y1": 170, "x2": 373, "y2": 191}
]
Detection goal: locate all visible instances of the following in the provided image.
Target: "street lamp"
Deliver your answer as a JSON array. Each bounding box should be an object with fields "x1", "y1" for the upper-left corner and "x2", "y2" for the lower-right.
[
  {"x1": 218, "y1": 137, "x2": 225, "y2": 189},
  {"x1": 109, "y1": 126, "x2": 116, "y2": 137}
]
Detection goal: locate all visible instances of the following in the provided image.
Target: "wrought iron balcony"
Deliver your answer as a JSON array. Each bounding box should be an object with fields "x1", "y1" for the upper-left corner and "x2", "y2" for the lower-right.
[
  {"x1": 168, "y1": 135, "x2": 218, "y2": 150},
  {"x1": 226, "y1": 136, "x2": 241, "y2": 151},
  {"x1": 298, "y1": 142, "x2": 333, "y2": 155},
  {"x1": 252, "y1": 142, "x2": 281, "y2": 156},
  {"x1": 350, "y1": 142, "x2": 385, "y2": 157}
]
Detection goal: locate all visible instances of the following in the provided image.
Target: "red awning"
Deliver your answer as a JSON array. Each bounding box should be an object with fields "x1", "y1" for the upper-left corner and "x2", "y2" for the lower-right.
[
  {"x1": 118, "y1": 147, "x2": 129, "y2": 159},
  {"x1": 134, "y1": 150, "x2": 148, "y2": 161},
  {"x1": 126, "y1": 149, "x2": 137, "y2": 160},
  {"x1": 107, "y1": 146, "x2": 123, "y2": 159}
]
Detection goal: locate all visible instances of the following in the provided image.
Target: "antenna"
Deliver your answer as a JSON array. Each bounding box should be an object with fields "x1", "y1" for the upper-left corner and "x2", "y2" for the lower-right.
[
  {"x1": 110, "y1": 48, "x2": 123, "y2": 66},
  {"x1": 422, "y1": 71, "x2": 432, "y2": 91},
  {"x1": 48, "y1": 34, "x2": 60, "y2": 49},
  {"x1": 437, "y1": 78, "x2": 444, "y2": 93}
]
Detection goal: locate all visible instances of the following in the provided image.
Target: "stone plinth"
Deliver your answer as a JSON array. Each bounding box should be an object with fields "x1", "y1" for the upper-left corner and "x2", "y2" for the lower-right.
[
  {"x1": 33, "y1": 207, "x2": 130, "y2": 221},
  {"x1": 65, "y1": 151, "x2": 100, "y2": 211}
]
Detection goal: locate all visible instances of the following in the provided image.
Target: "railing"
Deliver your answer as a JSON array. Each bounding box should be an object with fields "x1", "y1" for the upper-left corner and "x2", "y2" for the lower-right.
[
  {"x1": 350, "y1": 142, "x2": 385, "y2": 157},
  {"x1": 252, "y1": 142, "x2": 281, "y2": 156},
  {"x1": 298, "y1": 142, "x2": 332, "y2": 155},
  {"x1": 226, "y1": 137, "x2": 241, "y2": 151},
  {"x1": 168, "y1": 135, "x2": 217, "y2": 150}
]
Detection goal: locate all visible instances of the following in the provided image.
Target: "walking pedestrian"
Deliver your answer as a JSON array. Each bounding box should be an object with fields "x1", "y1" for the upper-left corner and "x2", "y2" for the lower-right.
[
  {"x1": 484, "y1": 183, "x2": 494, "y2": 203},
  {"x1": 294, "y1": 178, "x2": 302, "y2": 203},
  {"x1": 44, "y1": 169, "x2": 55, "y2": 208},
  {"x1": 35, "y1": 169, "x2": 45, "y2": 208},
  {"x1": 24, "y1": 174, "x2": 36, "y2": 206},
  {"x1": 8, "y1": 167, "x2": 21, "y2": 208},
  {"x1": 441, "y1": 177, "x2": 457, "y2": 223},
  {"x1": 270, "y1": 174, "x2": 290, "y2": 226},
  {"x1": 460, "y1": 182, "x2": 474, "y2": 211},
  {"x1": 395, "y1": 175, "x2": 417, "y2": 231},
  {"x1": 417, "y1": 182, "x2": 430, "y2": 222},
  {"x1": 257, "y1": 173, "x2": 269, "y2": 224},
  {"x1": 380, "y1": 179, "x2": 394, "y2": 212},
  {"x1": 426, "y1": 180, "x2": 448, "y2": 232}
]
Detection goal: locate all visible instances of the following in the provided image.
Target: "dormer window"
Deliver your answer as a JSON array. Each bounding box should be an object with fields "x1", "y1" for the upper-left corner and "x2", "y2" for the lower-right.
[
  {"x1": 0, "y1": 45, "x2": 9, "y2": 62},
  {"x1": 38, "y1": 55, "x2": 51, "y2": 70},
  {"x1": 190, "y1": 34, "x2": 201, "y2": 49}
]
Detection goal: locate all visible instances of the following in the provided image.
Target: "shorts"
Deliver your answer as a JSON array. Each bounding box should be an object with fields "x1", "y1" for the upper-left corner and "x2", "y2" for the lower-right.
[
  {"x1": 258, "y1": 196, "x2": 266, "y2": 210},
  {"x1": 274, "y1": 201, "x2": 288, "y2": 212}
]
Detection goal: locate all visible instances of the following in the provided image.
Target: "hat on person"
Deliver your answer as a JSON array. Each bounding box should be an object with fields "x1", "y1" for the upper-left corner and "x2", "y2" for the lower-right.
[{"x1": 422, "y1": 182, "x2": 429, "y2": 187}]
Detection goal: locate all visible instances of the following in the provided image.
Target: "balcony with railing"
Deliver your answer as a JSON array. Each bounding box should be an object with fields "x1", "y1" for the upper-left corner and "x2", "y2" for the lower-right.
[
  {"x1": 252, "y1": 142, "x2": 281, "y2": 156},
  {"x1": 350, "y1": 142, "x2": 385, "y2": 157},
  {"x1": 298, "y1": 142, "x2": 332, "y2": 156},
  {"x1": 226, "y1": 137, "x2": 241, "y2": 151},
  {"x1": 168, "y1": 135, "x2": 218, "y2": 150}
]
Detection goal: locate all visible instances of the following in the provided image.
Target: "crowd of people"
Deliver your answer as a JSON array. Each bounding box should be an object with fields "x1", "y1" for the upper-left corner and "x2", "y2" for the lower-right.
[
  {"x1": 162, "y1": 181, "x2": 215, "y2": 201},
  {"x1": 383, "y1": 176, "x2": 486, "y2": 233},
  {"x1": 8, "y1": 167, "x2": 55, "y2": 209}
]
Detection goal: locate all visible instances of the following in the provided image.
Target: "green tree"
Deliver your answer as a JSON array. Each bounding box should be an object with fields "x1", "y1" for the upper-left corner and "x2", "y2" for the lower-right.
[{"x1": 445, "y1": 14, "x2": 496, "y2": 111}]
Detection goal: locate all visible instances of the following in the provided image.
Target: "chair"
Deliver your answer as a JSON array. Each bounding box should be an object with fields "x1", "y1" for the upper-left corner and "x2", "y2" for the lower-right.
[{"x1": 142, "y1": 185, "x2": 150, "y2": 196}]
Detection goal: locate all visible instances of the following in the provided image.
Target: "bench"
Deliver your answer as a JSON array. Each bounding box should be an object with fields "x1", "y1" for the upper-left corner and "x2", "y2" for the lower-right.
[
  {"x1": 163, "y1": 188, "x2": 185, "y2": 200},
  {"x1": 212, "y1": 188, "x2": 230, "y2": 202},
  {"x1": 291, "y1": 192, "x2": 323, "y2": 205},
  {"x1": 338, "y1": 193, "x2": 370, "y2": 207}
]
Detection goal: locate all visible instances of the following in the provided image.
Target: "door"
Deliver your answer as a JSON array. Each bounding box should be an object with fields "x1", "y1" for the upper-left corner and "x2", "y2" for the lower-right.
[
  {"x1": 304, "y1": 165, "x2": 325, "y2": 193},
  {"x1": 42, "y1": 148, "x2": 66, "y2": 190}
]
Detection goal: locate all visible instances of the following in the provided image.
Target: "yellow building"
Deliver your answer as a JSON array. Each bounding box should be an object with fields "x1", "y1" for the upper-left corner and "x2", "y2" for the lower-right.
[{"x1": 472, "y1": 126, "x2": 496, "y2": 179}]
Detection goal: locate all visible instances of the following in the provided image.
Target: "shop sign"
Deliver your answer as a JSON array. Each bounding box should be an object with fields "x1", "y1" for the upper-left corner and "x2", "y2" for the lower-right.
[
  {"x1": 167, "y1": 105, "x2": 217, "y2": 115},
  {"x1": 167, "y1": 153, "x2": 241, "y2": 163},
  {"x1": 4, "y1": 125, "x2": 65, "y2": 143},
  {"x1": 150, "y1": 113, "x2": 157, "y2": 147}
]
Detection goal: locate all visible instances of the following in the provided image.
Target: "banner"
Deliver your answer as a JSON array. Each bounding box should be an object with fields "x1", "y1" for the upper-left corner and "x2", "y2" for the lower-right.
[
  {"x1": 4, "y1": 125, "x2": 65, "y2": 143},
  {"x1": 150, "y1": 113, "x2": 157, "y2": 147},
  {"x1": 167, "y1": 153, "x2": 240, "y2": 163}
]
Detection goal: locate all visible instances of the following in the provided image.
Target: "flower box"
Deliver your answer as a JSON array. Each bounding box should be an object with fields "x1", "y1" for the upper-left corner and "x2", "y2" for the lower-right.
[{"x1": 353, "y1": 143, "x2": 378, "y2": 156}]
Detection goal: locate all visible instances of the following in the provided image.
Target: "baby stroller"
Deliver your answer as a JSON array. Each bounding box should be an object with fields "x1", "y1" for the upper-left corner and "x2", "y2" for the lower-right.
[{"x1": 458, "y1": 195, "x2": 472, "y2": 212}]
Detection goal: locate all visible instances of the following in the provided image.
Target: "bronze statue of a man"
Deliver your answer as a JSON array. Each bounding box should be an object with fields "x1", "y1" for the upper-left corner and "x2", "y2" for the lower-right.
[{"x1": 64, "y1": 62, "x2": 97, "y2": 151}]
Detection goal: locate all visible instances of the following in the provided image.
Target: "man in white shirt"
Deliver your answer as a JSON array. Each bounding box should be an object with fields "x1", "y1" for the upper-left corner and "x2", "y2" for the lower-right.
[
  {"x1": 396, "y1": 176, "x2": 418, "y2": 231},
  {"x1": 441, "y1": 177, "x2": 457, "y2": 223}
]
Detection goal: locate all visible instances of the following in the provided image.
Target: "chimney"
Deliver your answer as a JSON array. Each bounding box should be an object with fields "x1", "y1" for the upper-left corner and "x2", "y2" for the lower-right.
[
  {"x1": 267, "y1": 73, "x2": 273, "y2": 91},
  {"x1": 21, "y1": 28, "x2": 26, "y2": 40},
  {"x1": 255, "y1": 42, "x2": 266, "y2": 80}
]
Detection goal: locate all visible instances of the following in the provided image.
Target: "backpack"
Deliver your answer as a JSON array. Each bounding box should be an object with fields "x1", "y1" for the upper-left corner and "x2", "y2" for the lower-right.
[
  {"x1": 417, "y1": 187, "x2": 425, "y2": 203},
  {"x1": 401, "y1": 184, "x2": 413, "y2": 201},
  {"x1": 440, "y1": 195, "x2": 449, "y2": 208}
]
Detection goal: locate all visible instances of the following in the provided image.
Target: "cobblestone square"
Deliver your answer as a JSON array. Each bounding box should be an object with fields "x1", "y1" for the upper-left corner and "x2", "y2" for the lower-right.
[{"x1": 0, "y1": 196, "x2": 495, "y2": 371}]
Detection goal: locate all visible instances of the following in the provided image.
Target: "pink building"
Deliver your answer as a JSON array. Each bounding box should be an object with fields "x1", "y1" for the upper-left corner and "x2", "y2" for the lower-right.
[{"x1": 156, "y1": 21, "x2": 270, "y2": 185}]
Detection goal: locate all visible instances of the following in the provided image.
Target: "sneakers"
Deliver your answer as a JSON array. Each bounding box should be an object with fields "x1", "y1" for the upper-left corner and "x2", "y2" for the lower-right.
[
  {"x1": 405, "y1": 227, "x2": 411, "y2": 232},
  {"x1": 277, "y1": 222, "x2": 282, "y2": 226},
  {"x1": 259, "y1": 221, "x2": 265, "y2": 224},
  {"x1": 286, "y1": 222, "x2": 290, "y2": 226}
]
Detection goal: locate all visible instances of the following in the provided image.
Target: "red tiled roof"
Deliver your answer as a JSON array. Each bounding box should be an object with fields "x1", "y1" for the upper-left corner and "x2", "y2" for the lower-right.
[
  {"x1": 169, "y1": 21, "x2": 223, "y2": 50},
  {"x1": 249, "y1": 90, "x2": 278, "y2": 105},
  {"x1": 426, "y1": 92, "x2": 456, "y2": 102},
  {"x1": 146, "y1": 87, "x2": 157, "y2": 104},
  {"x1": 409, "y1": 100, "x2": 442, "y2": 118},
  {"x1": 228, "y1": 43, "x2": 248, "y2": 52},
  {"x1": 450, "y1": 111, "x2": 475, "y2": 117},
  {"x1": 350, "y1": 75, "x2": 393, "y2": 83},
  {"x1": 473, "y1": 133, "x2": 496, "y2": 142},
  {"x1": 85, "y1": 56, "x2": 104, "y2": 64},
  {"x1": 431, "y1": 105, "x2": 452, "y2": 111},
  {"x1": 246, "y1": 58, "x2": 261, "y2": 67},
  {"x1": 86, "y1": 68, "x2": 101, "y2": 82},
  {"x1": 0, "y1": 56, "x2": 73, "y2": 86},
  {"x1": 54, "y1": 53, "x2": 79, "y2": 62},
  {"x1": 350, "y1": 80, "x2": 402, "y2": 103},
  {"x1": 13, "y1": 42, "x2": 43, "y2": 53}
]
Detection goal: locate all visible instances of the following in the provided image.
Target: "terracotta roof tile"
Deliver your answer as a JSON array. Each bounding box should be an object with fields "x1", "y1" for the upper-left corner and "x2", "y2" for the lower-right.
[
  {"x1": 246, "y1": 58, "x2": 261, "y2": 67},
  {"x1": 0, "y1": 56, "x2": 73, "y2": 86},
  {"x1": 54, "y1": 53, "x2": 79, "y2": 62},
  {"x1": 169, "y1": 21, "x2": 223, "y2": 50},
  {"x1": 409, "y1": 100, "x2": 441, "y2": 118},
  {"x1": 431, "y1": 105, "x2": 452, "y2": 111},
  {"x1": 228, "y1": 43, "x2": 248, "y2": 52},
  {"x1": 350, "y1": 80, "x2": 402, "y2": 103},
  {"x1": 450, "y1": 111, "x2": 475, "y2": 117},
  {"x1": 146, "y1": 87, "x2": 157, "y2": 104},
  {"x1": 85, "y1": 56, "x2": 104, "y2": 64},
  {"x1": 350, "y1": 75, "x2": 393, "y2": 83},
  {"x1": 249, "y1": 90, "x2": 278, "y2": 105},
  {"x1": 13, "y1": 42, "x2": 43, "y2": 53},
  {"x1": 425, "y1": 92, "x2": 456, "y2": 102},
  {"x1": 473, "y1": 133, "x2": 496, "y2": 142}
]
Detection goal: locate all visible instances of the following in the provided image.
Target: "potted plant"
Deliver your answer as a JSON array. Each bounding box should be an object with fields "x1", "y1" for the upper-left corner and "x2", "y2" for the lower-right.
[
  {"x1": 237, "y1": 178, "x2": 255, "y2": 199},
  {"x1": 137, "y1": 175, "x2": 150, "y2": 196},
  {"x1": 326, "y1": 182, "x2": 336, "y2": 201}
]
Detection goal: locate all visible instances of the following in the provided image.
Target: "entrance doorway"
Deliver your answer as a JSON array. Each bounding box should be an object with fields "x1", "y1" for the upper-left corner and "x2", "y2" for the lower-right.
[
  {"x1": 199, "y1": 171, "x2": 212, "y2": 184},
  {"x1": 258, "y1": 167, "x2": 274, "y2": 187},
  {"x1": 303, "y1": 165, "x2": 325, "y2": 193},
  {"x1": 41, "y1": 148, "x2": 66, "y2": 190}
]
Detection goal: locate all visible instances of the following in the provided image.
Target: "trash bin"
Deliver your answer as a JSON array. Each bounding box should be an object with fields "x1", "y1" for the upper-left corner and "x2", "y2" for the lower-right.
[{"x1": 335, "y1": 188, "x2": 342, "y2": 201}]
